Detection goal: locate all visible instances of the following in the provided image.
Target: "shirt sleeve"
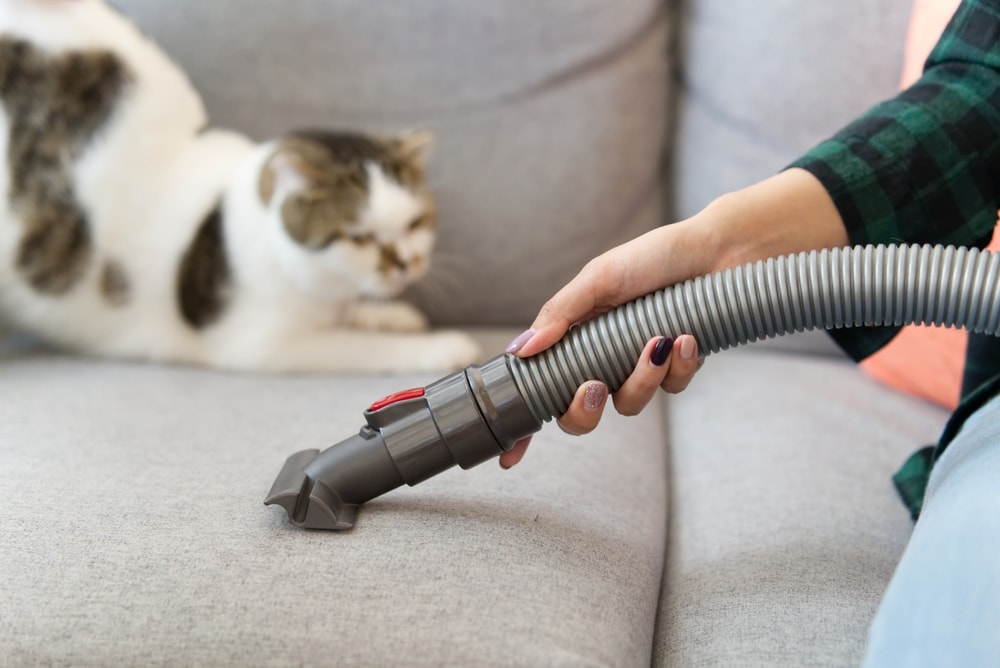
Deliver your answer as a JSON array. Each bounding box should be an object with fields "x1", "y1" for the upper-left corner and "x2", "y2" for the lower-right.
[{"x1": 789, "y1": 0, "x2": 1000, "y2": 360}]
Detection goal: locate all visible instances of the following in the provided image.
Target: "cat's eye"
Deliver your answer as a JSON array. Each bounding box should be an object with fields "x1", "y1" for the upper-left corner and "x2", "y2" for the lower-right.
[{"x1": 408, "y1": 215, "x2": 429, "y2": 231}]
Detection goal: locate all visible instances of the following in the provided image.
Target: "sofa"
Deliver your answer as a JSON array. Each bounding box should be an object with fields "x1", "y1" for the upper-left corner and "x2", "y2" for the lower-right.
[{"x1": 1, "y1": 1, "x2": 951, "y2": 665}]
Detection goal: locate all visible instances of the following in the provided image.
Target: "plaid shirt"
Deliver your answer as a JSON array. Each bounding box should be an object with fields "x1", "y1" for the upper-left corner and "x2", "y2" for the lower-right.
[{"x1": 789, "y1": 0, "x2": 1000, "y2": 518}]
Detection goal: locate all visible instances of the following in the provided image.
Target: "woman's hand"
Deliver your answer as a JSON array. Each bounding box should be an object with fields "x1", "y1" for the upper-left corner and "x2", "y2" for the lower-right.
[
  {"x1": 498, "y1": 168, "x2": 848, "y2": 469},
  {"x1": 497, "y1": 219, "x2": 715, "y2": 469},
  {"x1": 499, "y1": 333, "x2": 703, "y2": 469}
]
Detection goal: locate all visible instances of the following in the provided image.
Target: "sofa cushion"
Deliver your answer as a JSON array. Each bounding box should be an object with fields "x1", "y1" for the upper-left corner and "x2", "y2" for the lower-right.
[
  {"x1": 653, "y1": 344, "x2": 949, "y2": 665},
  {"x1": 0, "y1": 331, "x2": 669, "y2": 665},
  {"x1": 112, "y1": 0, "x2": 673, "y2": 327},
  {"x1": 672, "y1": 0, "x2": 913, "y2": 219}
]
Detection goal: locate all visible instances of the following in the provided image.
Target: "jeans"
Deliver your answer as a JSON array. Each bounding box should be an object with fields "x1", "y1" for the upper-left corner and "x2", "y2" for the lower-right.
[{"x1": 863, "y1": 393, "x2": 1000, "y2": 667}]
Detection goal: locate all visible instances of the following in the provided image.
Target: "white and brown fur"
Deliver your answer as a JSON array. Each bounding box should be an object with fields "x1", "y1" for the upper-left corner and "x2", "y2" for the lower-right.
[{"x1": 0, "y1": 0, "x2": 480, "y2": 372}]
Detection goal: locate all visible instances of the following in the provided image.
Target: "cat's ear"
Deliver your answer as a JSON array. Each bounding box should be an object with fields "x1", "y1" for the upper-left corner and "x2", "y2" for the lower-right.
[
  {"x1": 397, "y1": 131, "x2": 434, "y2": 169},
  {"x1": 259, "y1": 148, "x2": 315, "y2": 205}
]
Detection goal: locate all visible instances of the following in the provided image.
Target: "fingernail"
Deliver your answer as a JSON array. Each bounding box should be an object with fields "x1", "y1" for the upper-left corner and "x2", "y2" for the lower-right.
[
  {"x1": 583, "y1": 382, "x2": 607, "y2": 411},
  {"x1": 679, "y1": 336, "x2": 696, "y2": 360},
  {"x1": 650, "y1": 337, "x2": 673, "y2": 366},
  {"x1": 505, "y1": 329, "x2": 535, "y2": 354}
]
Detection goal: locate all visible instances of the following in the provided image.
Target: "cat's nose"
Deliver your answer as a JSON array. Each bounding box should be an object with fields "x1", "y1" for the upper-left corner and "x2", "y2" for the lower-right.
[{"x1": 378, "y1": 244, "x2": 408, "y2": 273}]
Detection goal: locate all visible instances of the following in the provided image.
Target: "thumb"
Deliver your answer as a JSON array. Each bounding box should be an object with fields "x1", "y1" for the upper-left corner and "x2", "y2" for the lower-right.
[{"x1": 510, "y1": 261, "x2": 625, "y2": 358}]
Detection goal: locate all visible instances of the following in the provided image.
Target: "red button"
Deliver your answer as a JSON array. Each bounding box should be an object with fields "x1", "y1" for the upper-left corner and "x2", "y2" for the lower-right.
[{"x1": 368, "y1": 387, "x2": 426, "y2": 412}]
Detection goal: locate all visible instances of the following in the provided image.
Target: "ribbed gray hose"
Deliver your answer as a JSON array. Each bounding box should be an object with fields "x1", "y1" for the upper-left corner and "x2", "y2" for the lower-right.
[{"x1": 509, "y1": 244, "x2": 1000, "y2": 423}]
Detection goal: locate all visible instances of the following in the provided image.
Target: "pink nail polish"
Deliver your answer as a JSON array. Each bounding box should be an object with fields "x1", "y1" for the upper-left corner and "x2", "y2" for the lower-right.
[
  {"x1": 505, "y1": 329, "x2": 535, "y2": 354},
  {"x1": 583, "y1": 382, "x2": 607, "y2": 411},
  {"x1": 679, "y1": 336, "x2": 696, "y2": 360}
]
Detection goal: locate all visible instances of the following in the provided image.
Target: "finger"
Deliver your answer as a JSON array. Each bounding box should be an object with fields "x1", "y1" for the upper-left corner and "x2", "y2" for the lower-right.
[
  {"x1": 513, "y1": 259, "x2": 627, "y2": 358},
  {"x1": 510, "y1": 225, "x2": 717, "y2": 360},
  {"x1": 611, "y1": 336, "x2": 674, "y2": 416},
  {"x1": 661, "y1": 334, "x2": 703, "y2": 394},
  {"x1": 556, "y1": 381, "x2": 609, "y2": 436},
  {"x1": 499, "y1": 436, "x2": 531, "y2": 469}
]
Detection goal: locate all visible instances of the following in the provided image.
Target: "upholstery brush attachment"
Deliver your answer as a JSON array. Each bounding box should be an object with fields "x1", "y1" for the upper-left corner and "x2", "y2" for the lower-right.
[{"x1": 265, "y1": 355, "x2": 540, "y2": 529}]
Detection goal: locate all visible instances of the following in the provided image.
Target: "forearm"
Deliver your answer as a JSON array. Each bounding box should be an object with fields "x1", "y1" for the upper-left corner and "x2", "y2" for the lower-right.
[{"x1": 791, "y1": 0, "x2": 1000, "y2": 250}]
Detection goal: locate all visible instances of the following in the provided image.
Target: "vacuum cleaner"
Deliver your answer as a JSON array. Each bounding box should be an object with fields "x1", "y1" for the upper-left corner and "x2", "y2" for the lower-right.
[{"x1": 265, "y1": 243, "x2": 1000, "y2": 530}]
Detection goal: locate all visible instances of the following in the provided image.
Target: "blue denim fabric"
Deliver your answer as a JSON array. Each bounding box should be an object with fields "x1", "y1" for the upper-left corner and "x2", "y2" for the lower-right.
[{"x1": 864, "y1": 393, "x2": 1000, "y2": 667}]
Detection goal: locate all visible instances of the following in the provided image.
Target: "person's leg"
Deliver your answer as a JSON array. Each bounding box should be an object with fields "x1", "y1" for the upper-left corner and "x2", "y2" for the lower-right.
[{"x1": 863, "y1": 394, "x2": 1000, "y2": 667}]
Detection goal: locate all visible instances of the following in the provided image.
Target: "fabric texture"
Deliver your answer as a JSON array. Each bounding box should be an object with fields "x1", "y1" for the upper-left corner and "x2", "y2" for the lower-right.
[
  {"x1": 653, "y1": 344, "x2": 949, "y2": 666},
  {"x1": 901, "y1": 0, "x2": 965, "y2": 87},
  {"x1": 112, "y1": 0, "x2": 672, "y2": 328},
  {"x1": 864, "y1": 392, "x2": 1000, "y2": 666},
  {"x1": 0, "y1": 332, "x2": 669, "y2": 666},
  {"x1": 671, "y1": 0, "x2": 913, "y2": 220}
]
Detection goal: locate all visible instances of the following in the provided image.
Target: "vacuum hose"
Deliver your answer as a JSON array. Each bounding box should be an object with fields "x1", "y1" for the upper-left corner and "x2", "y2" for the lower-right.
[{"x1": 266, "y1": 244, "x2": 1000, "y2": 530}]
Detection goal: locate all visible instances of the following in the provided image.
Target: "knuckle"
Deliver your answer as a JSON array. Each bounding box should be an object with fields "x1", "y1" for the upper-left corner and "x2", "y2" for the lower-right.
[
  {"x1": 581, "y1": 257, "x2": 624, "y2": 298},
  {"x1": 661, "y1": 375, "x2": 694, "y2": 394},
  {"x1": 558, "y1": 422, "x2": 589, "y2": 436},
  {"x1": 611, "y1": 393, "x2": 643, "y2": 417}
]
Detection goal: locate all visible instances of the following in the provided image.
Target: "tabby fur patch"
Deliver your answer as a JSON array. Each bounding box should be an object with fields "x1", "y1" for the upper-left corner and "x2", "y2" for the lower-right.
[
  {"x1": 0, "y1": 38, "x2": 132, "y2": 294},
  {"x1": 259, "y1": 131, "x2": 428, "y2": 251},
  {"x1": 177, "y1": 203, "x2": 231, "y2": 329}
]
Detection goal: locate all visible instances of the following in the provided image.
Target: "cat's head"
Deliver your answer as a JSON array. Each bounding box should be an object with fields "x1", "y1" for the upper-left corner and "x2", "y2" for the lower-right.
[{"x1": 257, "y1": 130, "x2": 436, "y2": 300}]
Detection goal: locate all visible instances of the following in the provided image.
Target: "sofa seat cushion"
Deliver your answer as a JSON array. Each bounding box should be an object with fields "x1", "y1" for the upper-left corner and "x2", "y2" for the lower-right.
[
  {"x1": 654, "y1": 343, "x2": 949, "y2": 666},
  {"x1": 0, "y1": 331, "x2": 668, "y2": 666}
]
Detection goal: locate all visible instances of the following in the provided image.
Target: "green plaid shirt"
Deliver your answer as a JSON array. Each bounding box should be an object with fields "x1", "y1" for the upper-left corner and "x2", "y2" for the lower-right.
[{"x1": 789, "y1": 0, "x2": 1000, "y2": 518}]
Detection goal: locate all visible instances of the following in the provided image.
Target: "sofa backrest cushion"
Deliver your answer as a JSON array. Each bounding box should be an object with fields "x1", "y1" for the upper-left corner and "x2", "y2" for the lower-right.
[
  {"x1": 672, "y1": 0, "x2": 914, "y2": 219},
  {"x1": 112, "y1": 0, "x2": 673, "y2": 327}
]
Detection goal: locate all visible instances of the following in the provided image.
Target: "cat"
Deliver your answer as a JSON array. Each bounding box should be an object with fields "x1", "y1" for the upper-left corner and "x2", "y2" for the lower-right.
[{"x1": 0, "y1": 0, "x2": 481, "y2": 373}]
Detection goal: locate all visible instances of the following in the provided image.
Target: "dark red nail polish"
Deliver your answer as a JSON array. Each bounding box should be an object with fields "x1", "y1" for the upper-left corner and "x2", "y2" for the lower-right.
[{"x1": 651, "y1": 337, "x2": 673, "y2": 366}]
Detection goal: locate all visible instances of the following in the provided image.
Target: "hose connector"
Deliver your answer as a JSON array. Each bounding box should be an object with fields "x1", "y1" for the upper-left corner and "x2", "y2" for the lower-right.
[{"x1": 265, "y1": 355, "x2": 541, "y2": 529}]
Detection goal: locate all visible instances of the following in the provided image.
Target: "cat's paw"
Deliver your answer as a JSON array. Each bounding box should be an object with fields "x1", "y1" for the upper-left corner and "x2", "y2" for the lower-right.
[
  {"x1": 413, "y1": 330, "x2": 482, "y2": 371},
  {"x1": 350, "y1": 300, "x2": 429, "y2": 333}
]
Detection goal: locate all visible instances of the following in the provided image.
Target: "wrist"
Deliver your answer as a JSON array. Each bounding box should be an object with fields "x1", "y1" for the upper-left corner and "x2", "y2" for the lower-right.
[{"x1": 693, "y1": 168, "x2": 850, "y2": 271}]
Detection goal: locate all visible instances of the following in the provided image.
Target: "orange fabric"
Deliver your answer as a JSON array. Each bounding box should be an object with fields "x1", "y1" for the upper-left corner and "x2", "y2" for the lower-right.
[
  {"x1": 859, "y1": 0, "x2": 994, "y2": 409},
  {"x1": 898, "y1": 0, "x2": 962, "y2": 88},
  {"x1": 860, "y1": 326, "x2": 967, "y2": 408}
]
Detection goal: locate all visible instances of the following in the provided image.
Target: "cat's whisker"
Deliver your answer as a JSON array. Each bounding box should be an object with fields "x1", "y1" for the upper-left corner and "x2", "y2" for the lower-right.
[
  {"x1": 410, "y1": 273, "x2": 457, "y2": 317},
  {"x1": 427, "y1": 251, "x2": 475, "y2": 276},
  {"x1": 427, "y1": 252, "x2": 476, "y2": 287}
]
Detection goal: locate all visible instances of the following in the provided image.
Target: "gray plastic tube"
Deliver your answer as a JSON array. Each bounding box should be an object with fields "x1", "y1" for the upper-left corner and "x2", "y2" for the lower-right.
[{"x1": 509, "y1": 243, "x2": 1000, "y2": 422}]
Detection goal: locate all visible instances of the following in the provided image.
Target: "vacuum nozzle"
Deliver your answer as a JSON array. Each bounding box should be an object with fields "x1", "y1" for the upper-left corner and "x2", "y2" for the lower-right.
[
  {"x1": 264, "y1": 431, "x2": 396, "y2": 531},
  {"x1": 265, "y1": 354, "x2": 541, "y2": 530}
]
